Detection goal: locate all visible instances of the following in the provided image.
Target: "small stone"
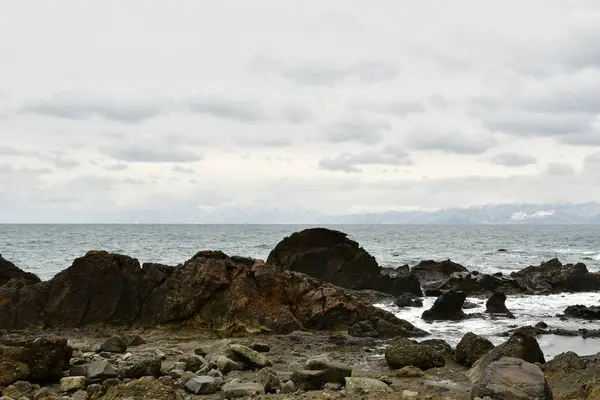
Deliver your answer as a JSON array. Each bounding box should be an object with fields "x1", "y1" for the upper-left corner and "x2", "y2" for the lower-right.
[
  {"x1": 394, "y1": 366, "x2": 425, "y2": 378},
  {"x1": 125, "y1": 334, "x2": 145, "y2": 346},
  {"x1": 184, "y1": 376, "x2": 217, "y2": 395},
  {"x1": 402, "y1": 390, "x2": 420, "y2": 400},
  {"x1": 324, "y1": 382, "x2": 342, "y2": 391},
  {"x1": 85, "y1": 383, "x2": 102, "y2": 398},
  {"x1": 281, "y1": 380, "x2": 295, "y2": 394},
  {"x1": 122, "y1": 352, "x2": 133, "y2": 361},
  {"x1": 249, "y1": 343, "x2": 270, "y2": 353},
  {"x1": 86, "y1": 360, "x2": 118, "y2": 380},
  {"x1": 221, "y1": 381, "x2": 265, "y2": 399},
  {"x1": 178, "y1": 355, "x2": 204, "y2": 372},
  {"x1": 257, "y1": 367, "x2": 281, "y2": 393},
  {"x1": 154, "y1": 349, "x2": 166, "y2": 359},
  {"x1": 60, "y1": 376, "x2": 86, "y2": 392},
  {"x1": 71, "y1": 389, "x2": 89, "y2": 400},
  {"x1": 228, "y1": 344, "x2": 271, "y2": 369},
  {"x1": 100, "y1": 336, "x2": 128, "y2": 353},
  {"x1": 172, "y1": 362, "x2": 187, "y2": 371}
]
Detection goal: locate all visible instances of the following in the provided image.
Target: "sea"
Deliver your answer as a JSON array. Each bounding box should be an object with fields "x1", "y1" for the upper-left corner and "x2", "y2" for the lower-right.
[{"x1": 2, "y1": 224, "x2": 600, "y2": 359}]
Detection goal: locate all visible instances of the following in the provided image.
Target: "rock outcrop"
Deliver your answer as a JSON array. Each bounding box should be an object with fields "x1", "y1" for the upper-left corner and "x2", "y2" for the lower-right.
[
  {"x1": 454, "y1": 332, "x2": 495, "y2": 367},
  {"x1": 436, "y1": 271, "x2": 525, "y2": 295},
  {"x1": 0, "y1": 255, "x2": 41, "y2": 286},
  {"x1": 421, "y1": 290, "x2": 466, "y2": 321},
  {"x1": 564, "y1": 305, "x2": 600, "y2": 320},
  {"x1": 267, "y1": 228, "x2": 422, "y2": 297},
  {"x1": 511, "y1": 258, "x2": 600, "y2": 293},
  {"x1": 485, "y1": 292, "x2": 515, "y2": 317},
  {"x1": 0, "y1": 251, "x2": 426, "y2": 338},
  {"x1": 410, "y1": 259, "x2": 468, "y2": 285}
]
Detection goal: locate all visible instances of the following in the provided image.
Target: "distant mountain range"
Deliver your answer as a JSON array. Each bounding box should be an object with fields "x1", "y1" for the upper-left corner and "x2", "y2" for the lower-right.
[{"x1": 121, "y1": 201, "x2": 600, "y2": 224}]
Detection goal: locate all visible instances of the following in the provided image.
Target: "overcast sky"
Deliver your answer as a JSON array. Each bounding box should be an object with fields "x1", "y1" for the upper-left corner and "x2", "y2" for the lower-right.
[{"x1": 1, "y1": 0, "x2": 600, "y2": 221}]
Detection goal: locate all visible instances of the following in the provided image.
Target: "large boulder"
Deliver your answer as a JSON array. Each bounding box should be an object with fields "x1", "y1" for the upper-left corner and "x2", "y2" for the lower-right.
[
  {"x1": 564, "y1": 305, "x2": 600, "y2": 320},
  {"x1": 384, "y1": 338, "x2": 445, "y2": 370},
  {"x1": 422, "y1": 290, "x2": 466, "y2": 320},
  {"x1": 454, "y1": 332, "x2": 495, "y2": 367},
  {"x1": 0, "y1": 336, "x2": 72, "y2": 386},
  {"x1": 511, "y1": 258, "x2": 600, "y2": 293},
  {"x1": 467, "y1": 332, "x2": 545, "y2": 384},
  {"x1": 410, "y1": 259, "x2": 468, "y2": 285},
  {"x1": 470, "y1": 357, "x2": 553, "y2": 400},
  {"x1": 485, "y1": 292, "x2": 514, "y2": 317},
  {"x1": 0, "y1": 251, "x2": 426, "y2": 338},
  {"x1": 267, "y1": 228, "x2": 422, "y2": 297},
  {"x1": 0, "y1": 255, "x2": 40, "y2": 286}
]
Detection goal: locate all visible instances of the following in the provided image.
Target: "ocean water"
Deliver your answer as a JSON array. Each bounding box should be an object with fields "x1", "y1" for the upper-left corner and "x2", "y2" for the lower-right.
[{"x1": 1, "y1": 224, "x2": 600, "y2": 358}]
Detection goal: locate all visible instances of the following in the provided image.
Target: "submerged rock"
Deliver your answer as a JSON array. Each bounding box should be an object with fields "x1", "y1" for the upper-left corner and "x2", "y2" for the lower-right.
[
  {"x1": 422, "y1": 290, "x2": 466, "y2": 320},
  {"x1": 267, "y1": 227, "x2": 423, "y2": 296}
]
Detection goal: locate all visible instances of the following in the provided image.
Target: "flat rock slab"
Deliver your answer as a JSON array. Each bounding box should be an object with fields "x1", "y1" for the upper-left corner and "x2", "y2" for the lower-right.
[
  {"x1": 221, "y1": 381, "x2": 265, "y2": 399},
  {"x1": 345, "y1": 377, "x2": 392, "y2": 394}
]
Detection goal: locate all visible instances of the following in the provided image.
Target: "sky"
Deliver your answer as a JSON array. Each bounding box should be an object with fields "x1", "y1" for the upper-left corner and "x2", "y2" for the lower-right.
[{"x1": 1, "y1": 0, "x2": 600, "y2": 221}]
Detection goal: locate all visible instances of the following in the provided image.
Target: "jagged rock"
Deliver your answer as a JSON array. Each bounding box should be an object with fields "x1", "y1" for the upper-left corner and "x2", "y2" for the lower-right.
[
  {"x1": 419, "y1": 339, "x2": 454, "y2": 358},
  {"x1": 467, "y1": 332, "x2": 545, "y2": 383},
  {"x1": 102, "y1": 377, "x2": 182, "y2": 400},
  {"x1": 227, "y1": 344, "x2": 271, "y2": 369},
  {"x1": 267, "y1": 228, "x2": 423, "y2": 296},
  {"x1": 454, "y1": 332, "x2": 495, "y2": 367},
  {"x1": 82, "y1": 360, "x2": 118, "y2": 380},
  {"x1": 117, "y1": 357, "x2": 161, "y2": 379},
  {"x1": 422, "y1": 290, "x2": 466, "y2": 320},
  {"x1": 485, "y1": 292, "x2": 514, "y2": 317},
  {"x1": 221, "y1": 380, "x2": 265, "y2": 399},
  {"x1": 395, "y1": 293, "x2": 423, "y2": 308},
  {"x1": 0, "y1": 251, "x2": 425, "y2": 338},
  {"x1": 60, "y1": 376, "x2": 86, "y2": 392},
  {"x1": 344, "y1": 377, "x2": 391, "y2": 394},
  {"x1": 184, "y1": 376, "x2": 217, "y2": 395},
  {"x1": 511, "y1": 258, "x2": 600, "y2": 293},
  {"x1": 564, "y1": 305, "x2": 600, "y2": 319},
  {"x1": 100, "y1": 336, "x2": 127, "y2": 353},
  {"x1": 385, "y1": 337, "x2": 445, "y2": 370},
  {"x1": 543, "y1": 351, "x2": 586, "y2": 374},
  {"x1": 305, "y1": 354, "x2": 351, "y2": 385},
  {"x1": 437, "y1": 271, "x2": 524, "y2": 295},
  {"x1": 0, "y1": 337, "x2": 72, "y2": 385},
  {"x1": 470, "y1": 357, "x2": 553, "y2": 399},
  {"x1": 256, "y1": 367, "x2": 281, "y2": 393},
  {"x1": 410, "y1": 259, "x2": 468, "y2": 285}
]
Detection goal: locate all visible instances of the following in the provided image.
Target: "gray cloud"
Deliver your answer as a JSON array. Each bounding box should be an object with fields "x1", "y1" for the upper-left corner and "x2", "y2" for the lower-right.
[
  {"x1": 188, "y1": 96, "x2": 267, "y2": 122},
  {"x1": 173, "y1": 165, "x2": 195, "y2": 174},
  {"x1": 105, "y1": 163, "x2": 129, "y2": 171},
  {"x1": 275, "y1": 105, "x2": 313, "y2": 124},
  {"x1": 490, "y1": 152, "x2": 537, "y2": 167},
  {"x1": 546, "y1": 162, "x2": 575, "y2": 176},
  {"x1": 428, "y1": 94, "x2": 449, "y2": 109},
  {"x1": 282, "y1": 60, "x2": 398, "y2": 86},
  {"x1": 583, "y1": 151, "x2": 600, "y2": 173},
  {"x1": 101, "y1": 145, "x2": 202, "y2": 163},
  {"x1": 407, "y1": 125, "x2": 496, "y2": 154},
  {"x1": 322, "y1": 116, "x2": 391, "y2": 144},
  {"x1": 350, "y1": 100, "x2": 425, "y2": 117},
  {"x1": 21, "y1": 91, "x2": 162, "y2": 123},
  {"x1": 0, "y1": 146, "x2": 79, "y2": 169},
  {"x1": 319, "y1": 146, "x2": 411, "y2": 173}
]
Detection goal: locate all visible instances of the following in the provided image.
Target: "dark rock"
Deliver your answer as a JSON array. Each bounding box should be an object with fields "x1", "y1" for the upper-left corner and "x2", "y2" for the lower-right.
[
  {"x1": 305, "y1": 354, "x2": 352, "y2": 385},
  {"x1": 256, "y1": 367, "x2": 281, "y2": 393},
  {"x1": 0, "y1": 255, "x2": 41, "y2": 286},
  {"x1": 184, "y1": 376, "x2": 217, "y2": 395},
  {"x1": 248, "y1": 342, "x2": 270, "y2": 353},
  {"x1": 0, "y1": 336, "x2": 72, "y2": 385},
  {"x1": 117, "y1": 358, "x2": 161, "y2": 379},
  {"x1": 410, "y1": 259, "x2": 468, "y2": 285},
  {"x1": 485, "y1": 292, "x2": 515, "y2": 317},
  {"x1": 438, "y1": 271, "x2": 525, "y2": 295},
  {"x1": 424, "y1": 288, "x2": 443, "y2": 297},
  {"x1": 395, "y1": 293, "x2": 423, "y2": 308},
  {"x1": 564, "y1": 304, "x2": 600, "y2": 319},
  {"x1": 535, "y1": 321, "x2": 548, "y2": 329},
  {"x1": 348, "y1": 315, "x2": 427, "y2": 338},
  {"x1": 291, "y1": 369, "x2": 327, "y2": 391},
  {"x1": 511, "y1": 258, "x2": 600, "y2": 293},
  {"x1": 497, "y1": 249, "x2": 508, "y2": 252},
  {"x1": 177, "y1": 355, "x2": 204, "y2": 372},
  {"x1": 419, "y1": 339, "x2": 454, "y2": 358},
  {"x1": 470, "y1": 357, "x2": 552, "y2": 399},
  {"x1": 384, "y1": 337, "x2": 445, "y2": 370},
  {"x1": 0, "y1": 250, "x2": 425, "y2": 338},
  {"x1": 467, "y1": 331, "x2": 545, "y2": 383},
  {"x1": 543, "y1": 351, "x2": 586, "y2": 374},
  {"x1": 422, "y1": 290, "x2": 466, "y2": 320},
  {"x1": 100, "y1": 336, "x2": 128, "y2": 353},
  {"x1": 454, "y1": 332, "x2": 494, "y2": 367},
  {"x1": 267, "y1": 227, "x2": 423, "y2": 297}
]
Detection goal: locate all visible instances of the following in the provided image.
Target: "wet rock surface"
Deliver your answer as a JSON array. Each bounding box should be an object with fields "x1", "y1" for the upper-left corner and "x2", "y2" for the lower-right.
[{"x1": 422, "y1": 290, "x2": 467, "y2": 320}]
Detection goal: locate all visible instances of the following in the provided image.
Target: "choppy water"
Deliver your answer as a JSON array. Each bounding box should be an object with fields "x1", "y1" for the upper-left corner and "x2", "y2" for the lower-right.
[{"x1": 1, "y1": 224, "x2": 600, "y2": 358}]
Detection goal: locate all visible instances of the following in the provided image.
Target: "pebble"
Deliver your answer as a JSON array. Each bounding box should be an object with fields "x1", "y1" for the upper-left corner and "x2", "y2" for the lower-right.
[{"x1": 281, "y1": 380, "x2": 295, "y2": 394}]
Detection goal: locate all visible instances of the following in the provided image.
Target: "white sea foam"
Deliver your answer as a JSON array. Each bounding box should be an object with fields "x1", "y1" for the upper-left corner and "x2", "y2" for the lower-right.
[{"x1": 377, "y1": 292, "x2": 600, "y2": 359}]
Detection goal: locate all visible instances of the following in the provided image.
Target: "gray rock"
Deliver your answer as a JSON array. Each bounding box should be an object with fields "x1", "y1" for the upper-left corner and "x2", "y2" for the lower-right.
[
  {"x1": 2, "y1": 381, "x2": 39, "y2": 399},
  {"x1": 172, "y1": 362, "x2": 187, "y2": 371},
  {"x1": 154, "y1": 349, "x2": 166, "y2": 360},
  {"x1": 178, "y1": 355, "x2": 204, "y2": 372},
  {"x1": 176, "y1": 371, "x2": 197, "y2": 388},
  {"x1": 208, "y1": 369, "x2": 223, "y2": 378},
  {"x1": 214, "y1": 355, "x2": 245, "y2": 373},
  {"x1": 249, "y1": 342, "x2": 270, "y2": 353},
  {"x1": 290, "y1": 370, "x2": 327, "y2": 391},
  {"x1": 221, "y1": 381, "x2": 265, "y2": 399},
  {"x1": 385, "y1": 338, "x2": 445, "y2": 370},
  {"x1": 305, "y1": 354, "x2": 352, "y2": 385},
  {"x1": 227, "y1": 344, "x2": 271, "y2": 369},
  {"x1": 86, "y1": 360, "x2": 118, "y2": 380},
  {"x1": 324, "y1": 382, "x2": 342, "y2": 391},
  {"x1": 393, "y1": 366, "x2": 425, "y2": 378},
  {"x1": 184, "y1": 376, "x2": 217, "y2": 395},
  {"x1": 169, "y1": 369, "x2": 185, "y2": 379},
  {"x1": 455, "y1": 332, "x2": 495, "y2": 367},
  {"x1": 257, "y1": 367, "x2": 281, "y2": 393},
  {"x1": 59, "y1": 376, "x2": 86, "y2": 392},
  {"x1": 118, "y1": 358, "x2": 161, "y2": 379},
  {"x1": 100, "y1": 336, "x2": 128, "y2": 353},
  {"x1": 281, "y1": 380, "x2": 295, "y2": 394},
  {"x1": 71, "y1": 389, "x2": 89, "y2": 400},
  {"x1": 470, "y1": 357, "x2": 553, "y2": 399},
  {"x1": 194, "y1": 346, "x2": 209, "y2": 356},
  {"x1": 345, "y1": 377, "x2": 392, "y2": 394}
]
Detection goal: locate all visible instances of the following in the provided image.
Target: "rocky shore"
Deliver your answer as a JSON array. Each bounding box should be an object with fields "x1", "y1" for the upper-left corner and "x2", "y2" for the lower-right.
[{"x1": 0, "y1": 227, "x2": 599, "y2": 399}]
